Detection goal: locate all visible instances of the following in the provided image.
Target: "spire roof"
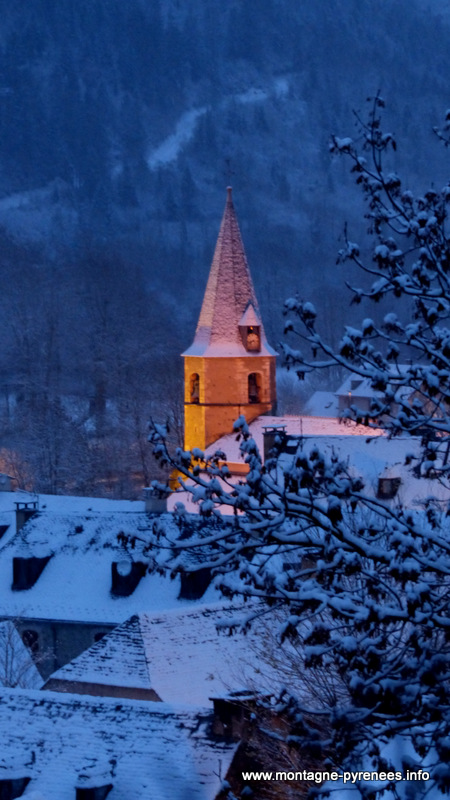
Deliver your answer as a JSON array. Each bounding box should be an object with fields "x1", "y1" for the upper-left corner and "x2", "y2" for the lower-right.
[{"x1": 183, "y1": 188, "x2": 276, "y2": 357}]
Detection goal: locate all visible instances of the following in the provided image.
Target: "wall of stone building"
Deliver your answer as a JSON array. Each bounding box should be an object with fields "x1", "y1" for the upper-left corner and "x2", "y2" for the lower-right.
[
  {"x1": 185, "y1": 356, "x2": 275, "y2": 407},
  {"x1": 184, "y1": 402, "x2": 206, "y2": 452},
  {"x1": 207, "y1": 357, "x2": 273, "y2": 405},
  {"x1": 43, "y1": 678, "x2": 161, "y2": 702},
  {"x1": 184, "y1": 355, "x2": 276, "y2": 450},
  {"x1": 11, "y1": 618, "x2": 116, "y2": 680},
  {"x1": 185, "y1": 399, "x2": 274, "y2": 451}
]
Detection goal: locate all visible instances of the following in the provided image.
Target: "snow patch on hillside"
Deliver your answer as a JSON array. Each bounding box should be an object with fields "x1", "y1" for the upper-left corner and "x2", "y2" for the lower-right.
[
  {"x1": 146, "y1": 107, "x2": 206, "y2": 169},
  {"x1": 236, "y1": 87, "x2": 268, "y2": 104},
  {"x1": 146, "y1": 76, "x2": 292, "y2": 171},
  {"x1": 0, "y1": 182, "x2": 77, "y2": 242}
]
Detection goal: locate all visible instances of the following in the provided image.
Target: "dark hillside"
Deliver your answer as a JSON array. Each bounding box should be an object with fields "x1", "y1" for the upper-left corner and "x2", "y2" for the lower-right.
[{"x1": 0, "y1": 0, "x2": 449, "y2": 493}]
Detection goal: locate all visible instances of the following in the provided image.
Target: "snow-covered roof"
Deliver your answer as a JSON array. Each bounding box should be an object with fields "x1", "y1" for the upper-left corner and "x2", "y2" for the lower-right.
[
  {"x1": 174, "y1": 415, "x2": 450, "y2": 510},
  {"x1": 0, "y1": 492, "x2": 220, "y2": 623},
  {"x1": 275, "y1": 434, "x2": 450, "y2": 508},
  {"x1": 238, "y1": 302, "x2": 261, "y2": 327},
  {"x1": 182, "y1": 188, "x2": 276, "y2": 358},
  {"x1": 304, "y1": 391, "x2": 338, "y2": 417},
  {"x1": 336, "y1": 366, "x2": 412, "y2": 400},
  {"x1": 0, "y1": 688, "x2": 236, "y2": 800},
  {"x1": 203, "y1": 414, "x2": 383, "y2": 464},
  {"x1": 0, "y1": 491, "x2": 147, "y2": 551},
  {"x1": 164, "y1": 414, "x2": 388, "y2": 513},
  {"x1": 47, "y1": 602, "x2": 279, "y2": 705}
]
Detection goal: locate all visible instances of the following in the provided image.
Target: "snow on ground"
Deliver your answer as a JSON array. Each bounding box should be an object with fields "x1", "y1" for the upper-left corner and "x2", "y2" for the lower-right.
[
  {"x1": 0, "y1": 182, "x2": 77, "y2": 241},
  {"x1": 235, "y1": 87, "x2": 268, "y2": 104}
]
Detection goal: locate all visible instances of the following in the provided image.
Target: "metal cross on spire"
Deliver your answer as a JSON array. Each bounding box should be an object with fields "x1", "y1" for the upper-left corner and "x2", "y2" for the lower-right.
[{"x1": 223, "y1": 157, "x2": 235, "y2": 186}]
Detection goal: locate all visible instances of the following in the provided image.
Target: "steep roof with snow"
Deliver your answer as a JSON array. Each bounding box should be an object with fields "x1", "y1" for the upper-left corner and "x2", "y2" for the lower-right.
[
  {"x1": 48, "y1": 614, "x2": 154, "y2": 692},
  {"x1": 46, "y1": 602, "x2": 279, "y2": 704},
  {"x1": 304, "y1": 391, "x2": 338, "y2": 417},
  {"x1": 183, "y1": 187, "x2": 276, "y2": 358},
  {"x1": 0, "y1": 492, "x2": 221, "y2": 623},
  {"x1": 336, "y1": 366, "x2": 413, "y2": 401},
  {"x1": 0, "y1": 688, "x2": 236, "y2": 800}
]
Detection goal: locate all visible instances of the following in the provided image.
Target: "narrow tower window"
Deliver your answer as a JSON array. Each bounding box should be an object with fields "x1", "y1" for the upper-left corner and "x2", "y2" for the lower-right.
[
  {"x1": 190, "y1": 373, "x2": 200, "y2": 403},
  {"x1": 248, "y1": 373, "x2": 261, "y2": 404}
]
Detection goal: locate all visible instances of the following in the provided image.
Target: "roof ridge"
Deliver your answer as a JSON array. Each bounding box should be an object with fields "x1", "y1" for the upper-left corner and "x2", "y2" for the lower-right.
[{"x1": 137, "y1": 614, "x2": 153, "y2": 689}]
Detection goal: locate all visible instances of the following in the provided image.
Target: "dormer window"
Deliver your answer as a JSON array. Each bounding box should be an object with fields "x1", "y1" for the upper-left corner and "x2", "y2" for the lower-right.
[
  {"x1": 377, "y1": 477, "x2": 401, "y2": 500},
  {"x1": 12, "y1": 555, "x2": 52, "y2": 591},
  {"x1": 111, "y1": 560, "x2": 146, "y2": 597},
  {"x1": 238, "y1": 303, "x2": 262, "y2": 352},
  {"x1": 0, "y1": 777, "x2": 31, "y2": 799},
  {"x1": 245, "y1": 325, "x2": 261, "y2": 351},
  {"x1": 76, "y1": 784, "x2": 113, "y2": 800}
]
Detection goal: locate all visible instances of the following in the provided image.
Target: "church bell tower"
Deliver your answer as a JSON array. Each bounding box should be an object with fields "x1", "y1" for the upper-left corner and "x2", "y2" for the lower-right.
[{"x1": 182, "y1": 188, "x2": 277, "y2": 452}]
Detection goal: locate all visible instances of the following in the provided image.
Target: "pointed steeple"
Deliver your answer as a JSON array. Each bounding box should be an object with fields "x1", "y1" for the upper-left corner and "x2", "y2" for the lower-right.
[
  {"x1": 182, "y1": 188, "x2": 277, "y2": 452},
  {"x1": 183, "y1": 188, "x2": 276, "y2": 357}
]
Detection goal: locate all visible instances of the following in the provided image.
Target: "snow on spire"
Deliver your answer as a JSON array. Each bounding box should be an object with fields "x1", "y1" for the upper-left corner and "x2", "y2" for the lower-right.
[{"x1": 183, "y1": 189, "x2": 276, "y2": 357}]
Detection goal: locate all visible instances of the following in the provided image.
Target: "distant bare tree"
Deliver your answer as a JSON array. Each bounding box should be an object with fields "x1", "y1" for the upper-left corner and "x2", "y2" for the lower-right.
[{"x1": 0, "y1": 621, "x2": 43, "y2": 689}]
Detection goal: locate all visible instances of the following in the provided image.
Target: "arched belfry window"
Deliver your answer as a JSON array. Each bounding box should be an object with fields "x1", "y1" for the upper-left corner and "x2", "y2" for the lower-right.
[
  {"x1": 190, "y1": 373, "x2": 200, "y2": 403},
  {"x1": 248, "y1": 373, "x2": 261, "y2": 404}
]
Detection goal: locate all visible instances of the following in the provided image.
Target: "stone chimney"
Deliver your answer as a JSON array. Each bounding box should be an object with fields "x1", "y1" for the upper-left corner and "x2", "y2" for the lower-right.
[
  {"x1": 143, "y1": 485, "x2": 170, "y2": 514},
  {"x1": 15, "y1": 501, "x2": 38, "y2": 534}
]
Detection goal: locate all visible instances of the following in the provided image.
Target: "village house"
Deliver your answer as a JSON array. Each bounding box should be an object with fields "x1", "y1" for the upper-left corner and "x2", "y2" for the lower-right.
[
  {"x1": 43, "y1": 602, "x2": 281, "y2": 702},
  {"x1": 0, "y1": 491, "x2": 222, "y2": 679}
]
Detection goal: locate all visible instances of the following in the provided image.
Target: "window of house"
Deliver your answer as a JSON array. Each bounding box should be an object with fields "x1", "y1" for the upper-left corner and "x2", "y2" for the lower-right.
[
  {"x1": 190, "y1": 373, "x2": 200, "y2": 403},
  {"x1": 22, "y1": 629, "x2": 39, "y2": 654},
  {"x1": 76, "y1": 785, "x2": 113, "y2": 800},
  {"x1": 248, "y1": 373, "x2": 261, "y2": 403},
  {"x1": 377, "y1": 477, "x2": 401, "y2": 500}
]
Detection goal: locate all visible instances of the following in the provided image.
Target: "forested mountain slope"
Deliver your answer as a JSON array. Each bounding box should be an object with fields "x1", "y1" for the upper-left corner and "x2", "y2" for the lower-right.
[{"x1": 0, "y1": 0, "x2": 449, "y2": 494}]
